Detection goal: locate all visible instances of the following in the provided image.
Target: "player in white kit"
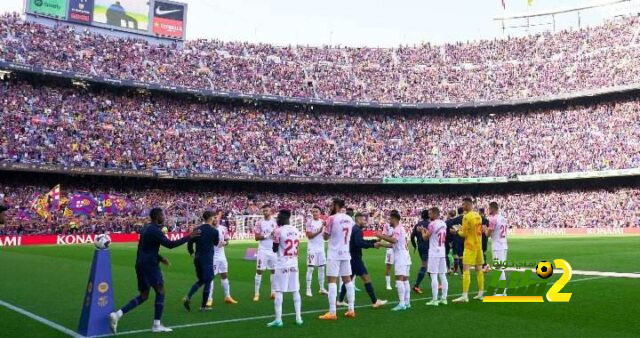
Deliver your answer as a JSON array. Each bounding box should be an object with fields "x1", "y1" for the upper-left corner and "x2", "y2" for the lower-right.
[
  {"x1": 319, "y1": 198, "x2": 356, "y2": 320},
  {"x1": 253, "y1": 204, "x2": 277, "y2": 302},
  {"x1": 376, "y1": 210, "x2": 412, "y2": 311},
  {"x1": 418, "y1": 207, "x2": 449, "y2": 306},
  {"x1": 267, "y1": 209, "x2": 303, "y2": 328},
  {"x1": 305, "y1": 206, "x2": 328, "y2": 297},
  {"x1": 207, "y1": 211, "x2": 238, "y2": 306},
  {"x1": 486, "y1": 201, "x2": 508, "y2": 295},
  {"x1": 383, "y1": 222, "x2": 395, "y2": 290}
]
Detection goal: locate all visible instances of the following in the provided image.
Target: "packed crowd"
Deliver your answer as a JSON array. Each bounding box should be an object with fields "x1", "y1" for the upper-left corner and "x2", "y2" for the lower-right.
[
  {"x1": 2, "y1": 13, "x2": 640, "y2": 103},
  {"x1": 1, "y1": 180, "x2": 638, "y2": 235},
  {"x1": 1, "y1": 79, "x2": 639, "y2": 178}
]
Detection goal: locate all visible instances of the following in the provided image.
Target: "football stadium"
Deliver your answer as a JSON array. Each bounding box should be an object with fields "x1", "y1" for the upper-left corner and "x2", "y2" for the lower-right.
[{"x1": 1, "y1": 0, "x2": 639, "y2": 337}]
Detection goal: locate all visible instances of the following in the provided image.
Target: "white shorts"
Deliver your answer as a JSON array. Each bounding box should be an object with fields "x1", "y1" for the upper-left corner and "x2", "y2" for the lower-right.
[
  {"x1": 306, "y1": 250, "x2": 326, "y2": 267},
  {"x1": 256, "y1": 250, "x2": 276, "y2": 271},
  {"x1": 385, "y1": 249, "x2": 395, "y2": 265},
  {"x1": 214, "y1": 258, "x2": 228, "y2": 275},
  {"x1": 394, "y1": 264, "x2": 410, "y2": 277},
  {"x1": 427, "y1": 256, "x2": 447, "y2": 274},
  {"x1": 327, "y1": 259, "x2": 352, "y2": 277},
  {"x1": 273, "y1": 266, "x2": 300, "y2": 292},
  {"x1": 493, "y1": 249, "x2": 507, "y2": 263}
]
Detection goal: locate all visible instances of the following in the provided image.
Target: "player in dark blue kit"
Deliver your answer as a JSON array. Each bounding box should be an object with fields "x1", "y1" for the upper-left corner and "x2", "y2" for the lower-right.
[
  {"x1": 109, "y1": 208, "x2": 198, "y2": 333},
  {"x1": 411, "y1": 210, "x2": 430, "y2": 294},
  {"x1": 183, "y1": 210, "x2": 220, "y2": 312},
  {"x1": 479, "y1": 208, "x2": 490, "y2": 271},
  {"x1": 337, "y1": 212, "x2": 388, "y2": 309},
  {"x1": 446, "y1": 207, "x2": 465, "y2": 275}
]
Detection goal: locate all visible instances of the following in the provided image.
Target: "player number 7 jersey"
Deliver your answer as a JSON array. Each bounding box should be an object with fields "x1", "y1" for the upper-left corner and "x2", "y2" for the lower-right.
[{"x1": 324, "y1": 213, "x2": 354, "y2": 260}]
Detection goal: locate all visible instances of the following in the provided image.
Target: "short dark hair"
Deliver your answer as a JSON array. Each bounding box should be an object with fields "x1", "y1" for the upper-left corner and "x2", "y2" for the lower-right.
[
  {"x1": 457, "y1": 207, "x2": 464, "y2": 215},
  {"x1": 390, "y1": 209, "x2": 401, "y2": 220},
  {"x1": 421, "y1": 209, "x2": 430, "y2": 220},
  {"x1": 312, "y1": 205, "x2": 322, "y2": 212},
  {"x1": 462, "y1": 197, "x2": 473, "y2": 203},
  {"x1": 354, "y1": 212, "x2": 366, "y2": 219},
  {"x1": 279, "y1": 209, "x2": 291, "y2": 218},
  {"x1": 261, "y1": 204, "x2": 271, "y2": 209},
  {"x1": 149, "y1": 207, "x2": 163, "y2": 220},
  {"x1": 202, "y1": 210, "x2": 215, "y2": 221},
  {"x1": 479, "y1": 208, "x2": 485, "y2": 214},
  {"x1": 447, "y1": 210, "x2": 456, "y2": 218},
  {"x1": 489, "y1": 202, "x2": 499, "y2": 209},
  {"x1": 332, "y1": 198, "x2": 345, "y2": 209}
]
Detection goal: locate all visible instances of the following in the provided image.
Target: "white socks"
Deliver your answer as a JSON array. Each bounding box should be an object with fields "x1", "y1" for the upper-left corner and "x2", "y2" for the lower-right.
[
  {"x1": 293, "y1": 291, "x2": 302, "y2": 321},
  {"x1": 153, "y1": 320, "x2": 161, "y2": 326},
  {"x1": 208, "y1": 280, "x2": 215, "y2": 301},
  {"x1": 318, "y1": 266, "x2": 326, "y2": 290},
  {"x1": 439, "y1": 273, "x2": 448, "y2": 300},
  {"x1": 431, "y1": 273, "x2": 439, "y2": 301},
  {"x1": 396, "y1": 280, "x2": 405, "y2": 306},
  {"x1": 328, "y1": 282, "x2": 337, "y2": 314},
  {"x1": 274, "y1": 292, "x2": 283, "y2": 321},
  {"x1": 222, "y1": 278, "x2": 230, "y2": 297},
  {"x1": 385, "y1": 275, "x2": 391, "y2": 288},
  {"x1": 345, "y1": 281, "x2": 355, "y2": 311},
  {"x1": 404, "y1": 280, "x2": 411, "y2": 305},
  {"x1": 254, "y1": 274, "x2": 262, "y2": 294},
  {"x1": 270, "y1": 274, "x2": 275, "y2": 293},
  {"x1": 306, "y1": 267, "x2": 314, "y2": 291}
]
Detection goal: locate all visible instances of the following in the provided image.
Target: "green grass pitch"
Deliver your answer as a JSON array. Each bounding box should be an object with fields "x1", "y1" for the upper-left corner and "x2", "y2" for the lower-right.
[{"x1": 1, "y1": 236, "x2": 639, "y2": 337}]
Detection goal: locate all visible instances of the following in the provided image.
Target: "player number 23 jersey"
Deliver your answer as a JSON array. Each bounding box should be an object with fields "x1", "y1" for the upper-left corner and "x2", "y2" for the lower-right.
[
  {"x1": 274, "y1": 224, "x2": 301, "y2": 268},
  {"x1": 324, "y1": 213, "x2": 354, "y2": 260}
]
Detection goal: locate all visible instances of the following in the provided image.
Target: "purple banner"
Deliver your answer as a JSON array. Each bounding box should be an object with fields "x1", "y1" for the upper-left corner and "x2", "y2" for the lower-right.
[{"x1": 69, "y1": 193, "x2": 97, "y2": 216}]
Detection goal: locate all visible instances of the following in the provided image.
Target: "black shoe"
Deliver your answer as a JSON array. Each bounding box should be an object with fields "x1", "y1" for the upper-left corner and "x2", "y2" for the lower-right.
[
  {"x1": 182, "y1": 297, "x2": 191, "y2": 312},
  {"x1": 200, "y1": 306, "x2": 213, "y2": 311}
]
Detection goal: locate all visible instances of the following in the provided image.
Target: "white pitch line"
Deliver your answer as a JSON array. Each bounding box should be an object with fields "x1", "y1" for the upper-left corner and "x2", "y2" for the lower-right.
[
  {"x1": 106, "y1": 275, "x2": 606, "y2": 337},
  {"x1": 0, "y1": 299, "x2": 83, "y2": 338}
]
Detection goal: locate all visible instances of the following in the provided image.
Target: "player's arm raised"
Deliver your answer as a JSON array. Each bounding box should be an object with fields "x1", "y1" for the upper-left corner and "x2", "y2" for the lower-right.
[
  {"x1": 322, "y1": 217, "x2": 332, "y2": 240},
  {"x1": 376, "y1": 231, "x2": 396, "y2": 243},
  {"x1": 158, "y1": 226, "x2": 197, "y2": 249},
  {"x1": 419, "y1": 225, "x2": 432, "y2": 240},
  {"x1": 254, "y1": 223, "x2": 266, "y2": 241}
]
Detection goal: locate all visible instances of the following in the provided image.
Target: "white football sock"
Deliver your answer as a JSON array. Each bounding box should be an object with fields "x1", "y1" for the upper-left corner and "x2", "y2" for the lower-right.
[
  {"x1": 345, "y1": 281, "x2": 355, "y2": 311},
  {"x1": 430, "y1": 273, "x2": 439, "y2": 301},
  {"x1": 499, "y1": 270, "x2": 507, "y2": 295},
  {"x1": 221, "y1": 278, "x2": 230, "y2": 297},
  {"x1": 153, "y1": 320, "x2": 160, "y2": 326},
  {"x1": 254, "y1": 274, "x2": 262, "y2": 294},
  {"x1": 385, "y1": 275, "x2": 391, "y2": 288},
  {"x1": 328, "y1": 282, "x2": 337, "y2": 314},
  {"x1": 306, "y1": 267, "x2": 314, "y2": 291},
  {"x1": 395, "y1": 280, "x2": 405, "y2": 306},
  {"x1": 318, "y1": 266, "x2": 326, "y2": 290},
  {"x1": 293, "y1": 291, "x2": 302, "y2": 321},
  {"x1": 439, "y1": 273, "x2": 448, "y2": 299},
  {"x1": 404, "y1": 280, "x2": 411, "y2": 304},
  {"x1": 270, "y1": 273, "x2": 275, "y2": 293},
  {"x1": 208, "y1": 280, "x2": 215, "y2": 301},
  {"x1": 274, "y1": 292, "x2": 283, "y2": 321}
]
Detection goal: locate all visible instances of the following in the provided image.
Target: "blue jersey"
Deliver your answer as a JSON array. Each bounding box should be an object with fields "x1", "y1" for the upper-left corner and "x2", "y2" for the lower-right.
[
  {"x1": 411, "y1": 220, "x2": 430, "y2": 254},
  {"x1": 136, "y1": 223, "x2": 190, "y2": 268},
  {"x1": 187, "y1": 224, "x2": 220, "y2": 262},
  {"x1": 349, "y1": 225, "x2": 376, "y2": 258}
]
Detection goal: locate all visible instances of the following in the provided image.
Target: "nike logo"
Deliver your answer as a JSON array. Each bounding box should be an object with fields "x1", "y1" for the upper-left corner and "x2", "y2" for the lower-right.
[{"x1": 155, "y1": 7, "x2": 182, "y2": 16}]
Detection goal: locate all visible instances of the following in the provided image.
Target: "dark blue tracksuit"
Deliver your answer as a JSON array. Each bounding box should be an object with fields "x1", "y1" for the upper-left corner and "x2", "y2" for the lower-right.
[
  {"x1": 446, "y1": 215, "x2": 464, "y2": 256},
  {"x1": 119, "y1": 222, "x2": 190, "y2": 321},
  {"x1": 339, "y1": 225, "x2": 378, "y2": 304},
  {"x1": 411, "y1": 220, "x2": 430, "y2": 262},
  {"x1": 186, "y1": 224, "x2": 219, "y2": 307}
]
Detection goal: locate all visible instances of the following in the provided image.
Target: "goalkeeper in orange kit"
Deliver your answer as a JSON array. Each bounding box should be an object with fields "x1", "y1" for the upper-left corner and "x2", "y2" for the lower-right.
[{"x1": 452, "y1": 198, "x2": 486, "y2": 302}]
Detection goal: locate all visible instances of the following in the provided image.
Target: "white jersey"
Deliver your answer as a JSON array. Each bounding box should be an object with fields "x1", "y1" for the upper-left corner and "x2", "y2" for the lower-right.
[
  {"x1": 254, "y1": 217, "x2": 276, "y2": 252},
  {"x1": 274, "y1": 224, "x2": 301, "y2": 269},
  {"x1": 427, "y1": 220, "x2": 447, "y2": 258},
  {"x1": 383, "y1": 223, "x2": 394, "y2": 255},
  {"x1": 214, "y1": 225, "x2": 229, "y2": 259},
  {"x1": 391, "y1": 224, "x2": 411, "y2": 266},
  {"x1": 306, "y1": 218, "x2": 325, "y2": 253},
  {"x1": 324, "y1": 213, "x2": 354, "y2": 260},
  {"x1": 489, "y1": 214, "x2": 508, "y2": 250}
]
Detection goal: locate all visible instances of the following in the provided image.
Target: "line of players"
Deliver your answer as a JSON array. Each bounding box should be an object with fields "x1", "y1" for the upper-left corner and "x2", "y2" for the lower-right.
[{"x1": 108, "y1": 197, "x2": 508, "y2": 332}]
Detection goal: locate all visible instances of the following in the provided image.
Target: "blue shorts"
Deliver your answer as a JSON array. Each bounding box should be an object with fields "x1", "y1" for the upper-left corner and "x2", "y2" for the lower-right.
[
  {"x1": 452, "y1": 239, "x2": 464, "y2": 256},
  {"x1": 419, "y1": 251, "x2": 429, "y2": 262},
  {"x1": 194, "y1": 258, "x2": 214, "y2": 282},
  {"x1": 136, "y1": 265, "x2": 163, "y2": 292},
  {"x1": 350, "y1": 258, "x2": 368, "y2": 276}
]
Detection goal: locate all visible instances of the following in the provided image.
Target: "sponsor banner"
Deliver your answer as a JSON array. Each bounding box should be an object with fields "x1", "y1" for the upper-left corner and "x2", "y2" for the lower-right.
[
  {"x1": 68, "y1": 0, "x2": 95, "y2": 24},
  {"x1": 28, "y1": 0, "x2": 67, "y2": 19},
  {"x1": 0, "y1": 233, "x2": 186, "y2": 246},
  {"x1": 517, "y1": 168, "x2": 640, "y2": 182},
  {"x1": 383, "y1": 176, "x2": 509, "y2": 184},
  {"x1": 152, "y1": 1, "x2": 185, "y2": 39},
  {"x1": 93, "y1": 0, "x2": 150, "y2": 31}
]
